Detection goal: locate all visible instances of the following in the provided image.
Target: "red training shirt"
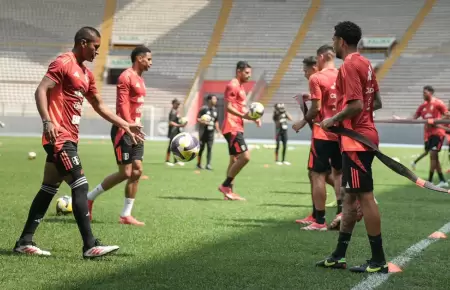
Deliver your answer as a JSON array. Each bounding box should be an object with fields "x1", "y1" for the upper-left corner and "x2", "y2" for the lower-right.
[
  {"x1": 43, "y1": 52, "x2": 97, "y2": 151},
  {"x1": 222, "y1": 78, "x2": 247, "y2": 134},
  {"x1": 414, "y1": 97, "x2": 448, "y2": 141}
]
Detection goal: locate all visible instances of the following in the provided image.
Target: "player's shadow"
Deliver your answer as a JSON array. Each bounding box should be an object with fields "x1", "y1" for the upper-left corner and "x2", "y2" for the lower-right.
[
  {"x1": 259, "y1": 203, "x2": 311, "y2": 208},
  {"x1": 158, "y1": 196, "x2": 222, "y2": 202},
  {"x1": 269, "y1": 190, "x2": 310, "y2": 195},
  {"x1": 44, "y1": 217, "x2": 105, "y2": 224}
]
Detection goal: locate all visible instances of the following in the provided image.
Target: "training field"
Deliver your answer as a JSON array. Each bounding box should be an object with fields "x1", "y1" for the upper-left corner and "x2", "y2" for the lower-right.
[{"x1": 1, "y1": 137, "x2": 450, "y2": 290}]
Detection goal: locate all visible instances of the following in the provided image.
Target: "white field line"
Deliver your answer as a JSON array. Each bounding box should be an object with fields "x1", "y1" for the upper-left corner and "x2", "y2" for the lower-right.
[{"x1": 351, "y1": 222, "x2": 450, "y2": 290}]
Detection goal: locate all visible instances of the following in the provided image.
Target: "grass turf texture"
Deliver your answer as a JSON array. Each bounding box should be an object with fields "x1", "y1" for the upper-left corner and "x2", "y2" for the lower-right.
[{"x1": 1, "y1": 137, "x2": 450, "y2": 290}]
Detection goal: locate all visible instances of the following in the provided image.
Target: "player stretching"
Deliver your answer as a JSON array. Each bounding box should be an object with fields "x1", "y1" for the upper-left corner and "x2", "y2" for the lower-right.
[
  {"x1": 197, "y1": 94, "x2": 220, "y2": 170},
  {"x1": 219, "y1": 61, "x2": 260, "y2": 201},
  {"x1": 14, "y1": 27, "x2": 144, "y2": 258},
  {"x1": 294, "y1": 56, "x2": 339, "y2": 224},
  {"x1": 273, "y1": 103, "x2": 293, "y2": 165},
  {"x1": 166, "y1": 98, "x2": 187, "y2": 166},
  {"x1": 293, "y1": 45, "x2": 342, "y2": 231},
  {"x1": 408, "y1": 86, "x2": 448, "y2": 186},
  {"x1": 317, "y1": 21, "x2": 386, "y2": 273},
  {"x1": 87, "y1": 46, "x2": 152, "y2": 225}
]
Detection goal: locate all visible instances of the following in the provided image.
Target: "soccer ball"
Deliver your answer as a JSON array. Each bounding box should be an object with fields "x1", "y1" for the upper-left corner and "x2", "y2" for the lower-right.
[
  {"x1": 248, "y1": 102, "x2": 265, "y2": 119},
  {"x1": 200, "y1": 114, "x2": 211, "y2": 123},
  {"x1": 170, "y1": 132, "x2": 200, "y2": 162},
  {"x1": 179, "y1": 117, "x2": 188, "y2": 125},
  {"x1": 56, "y1": 195, "x2": 72, "y2": 216}
]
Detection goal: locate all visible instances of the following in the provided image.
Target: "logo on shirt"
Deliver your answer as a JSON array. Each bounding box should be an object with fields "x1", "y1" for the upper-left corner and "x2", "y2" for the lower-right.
[
  {"x1": 137, "y1": 96, "x2": 145, "y2": 103},
  {"x1": 135, "y1": 83, "x2": 141, "y2": 88},
  {"x1": 73, "y1": 71, "x2": 80, "y2": 78},
  {"x1": 73, "y1": 102, "x2": 82, "y2": 111},
  {"x1": 424, "y1": 113, "x2": 433, "y2": 118}
]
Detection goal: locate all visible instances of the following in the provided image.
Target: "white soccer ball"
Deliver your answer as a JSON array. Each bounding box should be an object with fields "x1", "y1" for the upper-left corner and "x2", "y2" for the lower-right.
[
  {"x1": 179, "y1": 117, "x2": 188, "y2": 125},
  {"x1": 28, "y1": 152, "x2": 37, "y2": 160},
  {"x1": 170, "y1": 132, "x2": 200, "y2": 162},
  {"x1": 248, "y1": 102, "x2": 265, "y2": 119},
  {"x1": 200, "y1": 114, "x2": 212, "y2": 123},
  {"x1": 56, "y1": 195, "x2": 73, "y2": 216}
]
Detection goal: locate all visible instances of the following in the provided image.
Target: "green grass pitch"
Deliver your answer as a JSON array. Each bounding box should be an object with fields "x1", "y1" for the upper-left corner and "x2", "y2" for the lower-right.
[{"x1": 1, "y1": 137, "x2": 450, "y2": 290}]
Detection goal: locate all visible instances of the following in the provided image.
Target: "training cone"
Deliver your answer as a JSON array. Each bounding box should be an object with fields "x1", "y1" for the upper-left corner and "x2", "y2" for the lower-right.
[
  {"x1": 428, "y1": 231, "x2": 447, "y2": 239},
  {"x1": 140, "y1": 175, "x2": 149, "y2": 180},
  {"x1": 194, "y1": 170, "x2": 201, "y2": 174},
  {"x1": 388, "y1": 262, "x2": 402, "y2": 273},
  {"x1": 264, "y1": 164, "x2": 269, "y2": 168}
]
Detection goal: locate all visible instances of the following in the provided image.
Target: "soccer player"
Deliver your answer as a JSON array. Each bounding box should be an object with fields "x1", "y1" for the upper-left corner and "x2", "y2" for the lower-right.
[
  {"x1": 166, "y1": 98, "x2": 187, "y2": 166},
  {"x1": 87, "y1": 46, "x2": 152, "y2": 225},
  {"x1": 292, "y1": 45, "x2": 342, "y2": 231},
  {"x1": 14, "y1": 27, "x2": 144, "y2": 258},
  {"x1": 219, "y1": 61, "x2": 261, "y2": 201},
  {"x1": 317, "y1": 21, "x2": 386, "y2": 273},
  {"x1": 273, "y1": 103, "x2": 293, "y2": 165},
  {"x1": 408, "y1": 86, "x2": 448, "y2": 186},
  {"x1": 197, "y1": 94, "x2": 220, "y2": 170}
]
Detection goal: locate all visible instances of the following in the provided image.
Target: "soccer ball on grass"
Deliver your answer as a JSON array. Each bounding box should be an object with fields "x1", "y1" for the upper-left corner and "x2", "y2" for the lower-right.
[
  {"x1": 170, "y1": 132, "x2": 200, "y2": 162},
  {"x1": 56, "y1": 195, "x2": 73, "y2": 216}
]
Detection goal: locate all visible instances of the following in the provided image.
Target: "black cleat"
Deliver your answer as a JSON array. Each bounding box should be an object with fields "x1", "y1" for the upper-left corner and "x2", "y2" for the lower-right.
[
  {"x1": 205, "y1": 164, "x2": 213, "y2": 170},
  {"x1": 349, "y1": 259, "x2": 388, "y2": 274},
  {"x1": 316, "y1": 256, "x2": 347, "y2": 269},
  {"x1": 196, "y1": 164, "x2": 203, "y2": 169}
]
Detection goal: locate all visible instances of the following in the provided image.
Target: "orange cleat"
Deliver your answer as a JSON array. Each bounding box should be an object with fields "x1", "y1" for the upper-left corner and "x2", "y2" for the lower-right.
[
  {"x1": 218, "y1": 185, "x2": 246, "y2": 201},
  {"x1": 119, "y1": 216, "x2": 145, "y2": 226},
  {"x1": 301, "y1": 222, "x2": 327, "y2": 231},
  {"x1": 295, "y1": 215, "x2": 316, "y2": 225}
]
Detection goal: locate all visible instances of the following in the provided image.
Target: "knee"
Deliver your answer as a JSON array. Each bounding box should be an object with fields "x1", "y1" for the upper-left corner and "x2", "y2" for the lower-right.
[
  {"x1": 131, "y1": 168, "x2": 143, "y2": 180},
  {"x1": 120, "y1": 166, "x2": 133, "y2": 180},
  {"x1": 69, "y1": 174, "x2": 89, "y2": 194},
  {"x1": 241, "y1": 152, "x2": 251, "y2": 163}
]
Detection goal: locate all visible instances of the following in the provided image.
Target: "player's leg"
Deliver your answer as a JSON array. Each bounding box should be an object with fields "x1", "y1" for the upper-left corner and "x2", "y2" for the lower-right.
[
  {"x1": 427, "y1": 136, "x2": 439, "y2": 182},
  {"x1": 432, "y1": 136, "x2": 447, "y2": 186},
  {"x1": 120, "y1": 158, "x2": 144, "y2": 225},
  {"x1": 14, "y1": 156, "x2": 63, "y2": 256},
  {"x1": 60, "y1": 142, "x2": 119, "y2": 258},
  {"x1": 281, "y1": 131, "x2": 290, "y2": 165},
  {"x1": 197, "y1": 135, "x2": 207, "y2": 169},
  {"x1": 275, "y1": 132, "x2": 281, "y2": 164},
  {"x1": 205, "y1": 137, "x2": 214, "y2": 170},
  {"x1": 296, "y1": 150, "x2": 317, "y2": 225},
  {"x1": 166, "y1": 137, "x2": 174, "y2": 166},
  {"x1": 331, "y1": 143, "x2": 343, "y2": 215}
]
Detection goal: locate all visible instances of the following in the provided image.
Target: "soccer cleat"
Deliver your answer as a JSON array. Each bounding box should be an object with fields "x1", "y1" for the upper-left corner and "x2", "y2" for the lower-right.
[
  {"x1": 176, "y1": 161, "x2": 185, "y2": 166},
  {"x1": 196, "y1": 164, "x2": 203, "y2": 170},
  {"x1": 295, "y1": 215, "x2": 316, "y2": 225},
  {"x1": 276, "y1": 161, "x2": 283, "y2": 165},
  {"x1": 349, "y1": 260, "x2": 388, "y2": 274},
  {"x1": 218, "y1": 185, "x2": 246, "y2": 201},
  {"x1": 316, "y1": 256, "x2": 347, "y2": 269},
  {"x1": 205, "y1": 164, "x2": 213, "y2": 170},
  {"x1": 83, "y1": 239, "x2": 119, "y2": 259},
  {"x1": 411, "y1": 162, "x2": 416, "y2": 170},
  {"x1": 13, "y1": 240, "x2": 51, "y2": 256},
  {"x1": 328, "y1": 213, "x2": 342, "y2": 230},
  {"x1": 87, "y1": 200, "x2": 94, "y2": 221},
  {"x1": 326, "y1": 200, "x2": 337, "y2": 207},
  {"x1": 119, "y1": 216, "x2": 145, "y2": 226},
  {"x1": 283, "y1": 161, "x2": 291, "y2": 165},
  {"x1": 437, "y1": 181, "x2": 449, "y2": 188},
  {"x1": 166, "y1": 162, "x2": 175, "y2": 167},
  {"x1": 301, "y1": 222, "x2": 327, "y2": 231}
]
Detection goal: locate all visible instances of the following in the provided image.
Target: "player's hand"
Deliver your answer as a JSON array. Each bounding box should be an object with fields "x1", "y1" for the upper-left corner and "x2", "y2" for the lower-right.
[
  {"x1": 292, "y1": 120, "x2": 307, "y2": 132},
  {"x1": 320, "y1": 117, "x2": 335, "y2": 130},
  {"x1": 43, "y1": 120, "x2": 58, "y2": 144},
  {"x1": 302, "y1": 93, "x2": 311, "y2": 101},
  {"x1": 254, "y1": 119, "x2": 262, "y2": 127},
  {"x1": 242, "y1": 112, "x2": 254, "y2": 120},
  {"x1": 125, "y1": 123, "x2": 145, "y2": 144}
]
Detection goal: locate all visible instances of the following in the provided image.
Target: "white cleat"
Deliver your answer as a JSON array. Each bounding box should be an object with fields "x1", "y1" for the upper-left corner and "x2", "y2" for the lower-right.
[
  {"x1": 437, "y1": 181, "x2": 449, "y2": 188},
  {"x1": 166, "y1": 162, "x2": 174, "y2": 167},
  {"x1": 276, "y1": 161, "x2": 283, "y2": 165},
  {"x1": 283, "y1": 161, "x2": 291, "y2": 165},
  {"x1": 83, "y1": 240, "x2": 119, "y2": 259},
  {"x1": 176, "y1": 162, "x2": 185, "y2": 166},
  {"x1": 13, "y1": 241, "x2": 51, "y2": 256}
]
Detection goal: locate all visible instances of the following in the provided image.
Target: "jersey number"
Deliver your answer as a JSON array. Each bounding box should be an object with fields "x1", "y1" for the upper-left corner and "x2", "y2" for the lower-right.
[{"x1": 71, "y1": 115, "x2": 81, "y2": 125}]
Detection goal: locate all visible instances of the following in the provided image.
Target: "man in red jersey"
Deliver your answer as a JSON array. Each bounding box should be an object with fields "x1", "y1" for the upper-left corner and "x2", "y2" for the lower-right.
[
  {"x1": 293, "y1": 45, "x2": 342, "y2": 231},
  {"x1": 409, "y1": 86, "x2": 449, "y2": 186},
  {"x1": 219, "y1": 61, "x2": 261, "y2": 201},
  {"x1": 316, "y1": 21, "x2": 386, "y2": 273},
  {"x1": 87, "y1": 46, "x2": 152, "y2": 225},
  {"x1": 13, "y1": 27, "x2": 144, "y2": 259}
]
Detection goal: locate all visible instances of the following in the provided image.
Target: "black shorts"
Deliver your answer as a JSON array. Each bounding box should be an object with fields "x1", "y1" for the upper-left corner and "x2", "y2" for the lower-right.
[
  {"x1": 224, "y1": 132, "x2": 248, "y2": 156},
  {"x1": 308, "y1": 139, "x2": 342, "y2": 173},
  {"x1": 111, "y1": 125, "x2": 144, "y2": 165},
  {"x1": 276, "y1": 130, "x2": 288, "y2": 143},
  {"x1": 424, "y1": 135, "x2": 444, "y2": 152},
  {"x1": 44, "y1": 141, "x2": 82, "y2": 177},
  {"x1": 341, "y1": 151, "x2": 375, "y2": 194}
]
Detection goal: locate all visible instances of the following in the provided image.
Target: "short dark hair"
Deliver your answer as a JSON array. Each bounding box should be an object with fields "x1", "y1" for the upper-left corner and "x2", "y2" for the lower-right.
[
  {"x1": 423, "y1": 85, "x2": 434, "y2": 94},
  {"x1": 172, "y1": 98, "x2": 180, "y2": 105},
  {"x1": 74, "y1": 27, "x2": 101, "y2": 44},
  {"x1": 316, "y1": 44, "x2": 335, "y2": 55},
  {"x1": 302, "y1": 56, "x2": 317, "y2": 67},
  {"x1": 206, "y1": 94, "x2": 216, "y2": 101},
  {"x1": 131, "y1": 46, "x2": 151, "y2": 63},
  {"x1": 236, "y1": 61, "x2": 251, "y2": 71},
  {"x1": 334, "y1": 21, "x2": 362, "y2": 47}
]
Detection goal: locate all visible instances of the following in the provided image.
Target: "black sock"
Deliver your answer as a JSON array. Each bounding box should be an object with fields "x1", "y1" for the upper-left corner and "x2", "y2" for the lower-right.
[
  {"x1": 312, "y1": 203, "x2": 317, "y2": 219},
  {"x1": 282, "y1": 142, "x2": 287, "y2": 162},
  {"x1": 207, "y1": 145, "x2": 212, "y2": 165},
  {"x1": 428, "y1": 171, "x2": 434, "y2": 182},
  {"x1": 368, "y1": 234, "x2": 386, "y2": 263},
  {"x1": 222, "y1": 177, "x2": 234, "y2": 187},
  {"x1": 438, "y1": 172, "x2": 445, "y2": 182},
  {"x1": 71, "y1": 179, "x2": 95, "y2": 249},
  {"x1": 336, "y1": 199, "x2": 343, "y2": 214},
  {"x1": 20, "y1": 184, "x2": 58, "y2": 242},
  {"x1": 332, "y1": 232, "x2": 352, "y2": 259},
  {"x1": 316, "y1": 210, "x2": 325, "y2": 224}
]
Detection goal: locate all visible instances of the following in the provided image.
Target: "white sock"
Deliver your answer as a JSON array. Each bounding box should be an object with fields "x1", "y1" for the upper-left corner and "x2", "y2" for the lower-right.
[
  {"x1": 87, "y1": 184, "x2": 105, "y2": 201},
  {"x1": 121, "y1": 198, "x2": 135, "y2": 217}
]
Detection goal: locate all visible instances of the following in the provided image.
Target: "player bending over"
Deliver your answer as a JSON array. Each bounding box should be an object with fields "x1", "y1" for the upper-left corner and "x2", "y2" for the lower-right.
[
  {"x1": 317, "y1": 21, "x2": 387, "y2": 273},
  {"x1": 197, "y1": 94, "x2": 220, "y2": 170},
  {"x1": 273, "y1": 103, "x2": 293, "y2": 165},
  {"x1": 166, "y1": 99, "x2": 187, "y2": 166},
  {"x1": 219, "y1": 61, "x2": 261, "y2": 201},
  {"x1": 293, "y1": 45, "x2": 343, "y2": 231},
  {"x1": 14, "y1": 27, "x2": 144, "y2": 258},
  {"x1": 87, "y1": 46, "x2": 152, "y2": 225}
]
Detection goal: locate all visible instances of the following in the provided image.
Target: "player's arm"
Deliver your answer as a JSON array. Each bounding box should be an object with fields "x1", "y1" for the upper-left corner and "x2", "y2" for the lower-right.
[
  {"x1": 116, "y1": 75, "x2": 133, "y2": 123},
  {"x1": 293, "y1": 76, "x2": 320, "y2": 132},
  {"x1": 374, "y1": 91, "x2": 382, "y2": 111},
  {"x1": 286, "y1": 112, "x2": 293, "y2": 121},
  {"x1": 35, "y1": 76, "x2": 58, "y2": 143},
  {"x1": 197, "y1": 108, "x2": 207, "y2": 124},
  {"x1": 214, "y1": 118, "x2": 221, "y2": 134},
  {"x1": 169, "y1": 112, "x2": 181, "y2": 127}
]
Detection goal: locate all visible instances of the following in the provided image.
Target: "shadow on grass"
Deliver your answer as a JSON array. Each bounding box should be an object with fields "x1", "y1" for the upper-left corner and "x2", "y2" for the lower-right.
[
  {"x1": 269, "y1": 190, "x2": 310, "y2": 195},
  {"x1": 44, "y1": 217, "x2": 106, "y2": 224},
  {"x1": 53, "y1": 184, "x2": 450, "y2": 290},
  {"x1": 157, "y1": 196, "x2": 223, "y2": 202},
  {"x1": 259, "y1": 203, "x2": 311, "y2": 208}
]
